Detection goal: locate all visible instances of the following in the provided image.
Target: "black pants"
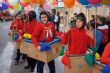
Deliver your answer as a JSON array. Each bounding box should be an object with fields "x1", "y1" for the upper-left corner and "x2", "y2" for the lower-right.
[
  {"x1": 37, "y1": 60, "x2": 55, "y2": 73},
  {"x1": 15, "y1": 49, "x2": 26, "y2": 61},
  {"x1": 15, "y1": 49, "x2": 21, "y2": 61},
  {"x1": 26, "y1": 56, "x2": 37, "y2": 70}
]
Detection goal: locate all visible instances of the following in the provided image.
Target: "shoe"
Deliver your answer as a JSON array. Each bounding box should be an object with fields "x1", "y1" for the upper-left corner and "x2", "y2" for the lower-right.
[
  {"x1": 24, "y1": 65, "x2": 30, "y2": 69},
  {"x1": 14, "y1": 61, "x2": 19, "y2": 65},
  {"x1": 22, "y1": 58, "x2": 26, "y2": 61},
  {"x1": 14, "y1": 57, "x2": 17, "y2": 60},
  {"x1": 30, "y1": 68, "x2": 34, "y2": 72},
  {"x1": 22, "y1": 56, "x2": 26, "y2": 61},
  {"x1": 22, "y1": 59, "x2": 26, "y2": 62}
]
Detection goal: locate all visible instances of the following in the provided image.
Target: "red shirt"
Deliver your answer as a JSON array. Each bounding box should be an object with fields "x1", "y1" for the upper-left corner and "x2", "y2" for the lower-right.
[
  {"x1": 32, "y1": 21, "x2": 56, "y2": 48},
  {"x1": 0, "y1": 14, "x2": 2, "y2": 17},
  {"x1": 97, "y1": 25, "x2": 108, "y2": 43},
  {"x1": 101, "y1": 42, "x2": 110, "y2": 64},
  {"x1": 61, "y1": 28, "x2": 94, "y2": 55},
  {"x1": 10, "y1": 19, "x2": 23, "y2": 32},
  {"x1": 20, "y1": 19, "x2": 38, "y2": 36}
]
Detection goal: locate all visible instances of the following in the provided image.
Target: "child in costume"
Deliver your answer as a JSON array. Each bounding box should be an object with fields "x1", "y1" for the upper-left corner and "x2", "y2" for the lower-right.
[
  {"x1": 61, "y1": 13, "x2": 95, "y2": 73},
  {"x1": 9, "y1": 12, "x2": 24, "y2": 65},
  {"x1": 19, "y1": 11, "x2": 38, "y2": 72},
  {"x1": 32, "y1": 11, "x2": 56, "y2": 73},
  {"x1": 101, "y1": 42, "x2": 110, "y2": 64},
  {"x1": 96, "y1": 17, "x2": 109, "y2": 56},
  {"x1": 61, "y1": 13, "x2": 95, "y2": 55}
]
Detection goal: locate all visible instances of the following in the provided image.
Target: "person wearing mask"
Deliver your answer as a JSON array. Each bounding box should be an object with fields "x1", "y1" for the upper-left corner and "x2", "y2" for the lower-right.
[
  {"x1": 61, "y1": 13, "x2": 95, "y2": 73},
  {"x1": 32, "y1": 11, "x2": 56, "y2": 73}
]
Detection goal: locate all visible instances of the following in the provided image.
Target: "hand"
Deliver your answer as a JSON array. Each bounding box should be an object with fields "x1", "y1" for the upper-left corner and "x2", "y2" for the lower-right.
[
  {"x1": 19, "y1": 30, "x2": 22, "y2": 33},
  {"x1": 37, "y1": 45, "x2": 41, "y2": 51},
  {"x1": 13, "y1": 24, "x2": 16, "y2": 27},
  {"x1": 86, "y1": 30, "x2": 94, "y2": 39},
  {"x1": 8, "y1": 32, "x2": 13, "y2": 36},
  {"x1": 65, "y1": 25, "x2": 71, "y2": 33},
  {"x1": 8, "y1": 32, "x2": 11, "y2": 36},
  {"x1": 16, "y1": 36, "x2": 22, "y2": 42}
]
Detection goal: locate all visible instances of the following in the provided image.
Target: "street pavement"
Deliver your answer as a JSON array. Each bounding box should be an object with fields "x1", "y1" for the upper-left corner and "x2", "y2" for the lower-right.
[{"x1": 0, "y1": 21, "x2": 64, "y2": 73}]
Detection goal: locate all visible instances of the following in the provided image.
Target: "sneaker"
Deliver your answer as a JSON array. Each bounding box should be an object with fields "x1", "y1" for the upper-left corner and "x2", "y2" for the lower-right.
[
  {"x1": 14, "y1": 57, "x2": 17, "y2": 60},
  {"x1": 21, "y1": 59, "x2": 26, "y2": 62},
  {"x1": 30, "y1": 68, "x2": 34, "y2": 72},
  {"x1": 14, "y1": 61, "x2": 19, "y2": 65}
]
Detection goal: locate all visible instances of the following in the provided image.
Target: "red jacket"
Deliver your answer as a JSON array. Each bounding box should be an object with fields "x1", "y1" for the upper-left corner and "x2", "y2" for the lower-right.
[
  {"x1": 101, "y1": 42, "x2": 110, "y2": 64},
  {"x1": 97, "y1": 25, "x2": 108, "y2": 43},
  {"x1": 10, "y1": 19, "x2": 23, "y2": 32},
  {"x1": 20, "y1": 19, "x2": 38, "y2": 36},
  {"x1": 32, "y1": 21, "x2": 56, "y2": 48},
  {"x1": 61, "y1": 28, "x2": 94, "y2": 55}
]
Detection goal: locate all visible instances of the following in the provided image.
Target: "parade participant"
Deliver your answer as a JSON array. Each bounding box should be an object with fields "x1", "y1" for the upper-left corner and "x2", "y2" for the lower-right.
[
  {"x1": 61, "y1": 13, "x2": 94, "y2": 55},
  {"x1": 88, "y1": 23, "x2": 103, "y2": 49},
  {"x1": 32, "y1": 11, "x2": 56, "y2": 73},
  {"x1": 10, "y1": 12, "x2": 23, "y2": 34},
  {"x1": 101, "y1": 42, "x2": 110, "y2": 64},
  {"x1": 96, "y1": 17, "x2": 109, "y2": 56},
  {"x1": 17, "y1": 14, "x2": 28, "y2": 61},
  {"x1": 9, "y1": 12, "x2": 24, "y2": 65},
  {"x1": 19, "y1": 11, "x2": 38, "y2": 72}
]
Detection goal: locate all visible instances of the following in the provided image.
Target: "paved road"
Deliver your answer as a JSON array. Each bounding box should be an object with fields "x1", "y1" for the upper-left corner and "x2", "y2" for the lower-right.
[{"x1": 0, "y1": 21, "x2": 64, "y2": 73}]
